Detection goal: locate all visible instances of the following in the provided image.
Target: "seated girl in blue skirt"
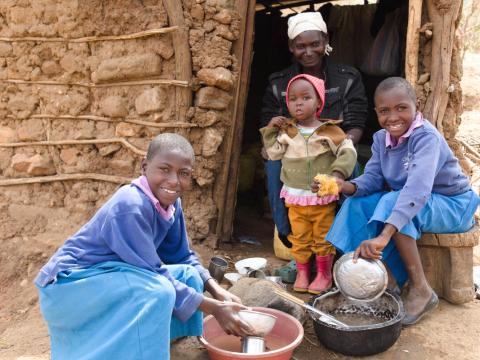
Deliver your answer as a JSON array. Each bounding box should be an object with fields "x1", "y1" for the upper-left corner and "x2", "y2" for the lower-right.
[
  {"x1": 317, "y1": 77, "x2": 480, "y2": 326},
  {"x1": 35, "y1": 133, "x2": 252, "y2": 360}
]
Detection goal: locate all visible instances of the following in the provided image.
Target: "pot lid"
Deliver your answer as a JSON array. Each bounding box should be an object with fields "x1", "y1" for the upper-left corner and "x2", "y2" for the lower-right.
[{"x1": 333, "y1": 252, "x2": 388, "y2": 302}]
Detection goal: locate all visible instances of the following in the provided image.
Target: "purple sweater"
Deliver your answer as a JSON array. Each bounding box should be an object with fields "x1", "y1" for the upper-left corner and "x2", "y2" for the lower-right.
[
  {"x1": 35, "y1": 183, "x2": 211, "y2": 322},
  {"x1": 352, "y1": 120, "x2": 471, "y2": 231}
]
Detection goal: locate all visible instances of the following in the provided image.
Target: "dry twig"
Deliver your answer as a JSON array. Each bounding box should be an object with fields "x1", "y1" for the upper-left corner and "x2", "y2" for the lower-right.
[
  {"x1": 0, "y1": 27, "x2": 179, "y2": 43},
  {"x1": 0, "y1": 173, "x2": 131, "y2": 186}
]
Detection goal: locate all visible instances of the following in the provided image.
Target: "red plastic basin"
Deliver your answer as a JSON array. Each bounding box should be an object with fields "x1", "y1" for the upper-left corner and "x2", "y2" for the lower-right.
[{"x1": 199, "y1": 307, "x2": 304, "y2": 360}]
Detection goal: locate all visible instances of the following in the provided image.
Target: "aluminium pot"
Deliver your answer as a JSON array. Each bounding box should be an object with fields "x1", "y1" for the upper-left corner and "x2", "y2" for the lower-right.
[{"x1": 310, "y1": 288, "x2": 404, "y2": 356}]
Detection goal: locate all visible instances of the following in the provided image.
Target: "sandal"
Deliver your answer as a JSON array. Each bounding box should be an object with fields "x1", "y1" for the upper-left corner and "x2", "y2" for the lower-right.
[{"x1": 275, "y1": 260, "x2": 297, "y2": 283}]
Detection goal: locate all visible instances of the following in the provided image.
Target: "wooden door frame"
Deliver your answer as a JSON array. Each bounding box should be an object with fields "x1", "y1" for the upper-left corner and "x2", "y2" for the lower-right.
[{"x1": 215, "y1": 0, "x2": 256, "y2": 244}]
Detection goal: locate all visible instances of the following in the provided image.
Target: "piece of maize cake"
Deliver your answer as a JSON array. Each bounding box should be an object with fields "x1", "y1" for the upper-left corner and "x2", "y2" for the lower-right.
[{"x1": 313, "y1": 174, "x2": 339, "y2": 197}]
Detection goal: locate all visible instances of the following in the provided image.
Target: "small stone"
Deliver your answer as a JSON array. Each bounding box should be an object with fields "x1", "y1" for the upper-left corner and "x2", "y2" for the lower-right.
[
  {"x1": 213, "y1": 9, "x2": 233, "y2": 24},
  {"x1": 203, "y1": 20, "x2": 216, "y2": 33},
  {"x1": 8, "y1": 94, "x2": 38, "y2": 119},
  {"x1": 115, "y1": 122, "x2": 138, "y2": 137},
  {"x1": 110, "y1": 159, "x2": 133, "y2": 174},
  {"x1": 17, "y1": 119, "x2": 44, "y2": 141},
  {"x1": 41, "y1": 60, "x2": 62, "y2": 75},
  {"x1": 193, "y1": 110, "x2": 220, "y2": 127},
  {"x1": 0, "y1": 126, "x2": 17, "y2": 143},
  {"x1": 202, "y1": 127, "x2": 223, "y2": 156},
  {"x1": 92, "y1": 53, "x2": 162, "y2": 83},
  {"x1": 0, "y1": 43, "x2": 13, "y2": 57},
  {"x1": 27, "y1": 154, "x2": 56, "y2": 176},
  {"x1": 73, "y1": 122, "x2": 95, "y2": 140},
  {"x1": 215, "y1": 24, "x2": 235, "y2": 41},
  {"x1": 197, "y1": 67, "x2": 234, "y2": 91},
  {"x1": 195, "y1": 86, "x2": 232, "y2": 110},
  {"x1": 191, "y1": 4, "x2": 205, "y2": 22},
  {"x1": 98, "y1": 144, "x2": 121, "y2": 157},
  {"x1": 156, "y1": 42, "x2": 174, "y2": 60},
  {"x1": 60, "y1": 148, "x2": 79, "y2": 165},
  {"x1": 135, "y1": 88, "x2": 166, "y2": 115},
  {"x1": 99, "y1": 95, "x2": 128, "y2": 117},
  {"x1": 11, "y1": 153, "x2": 30, "y2": 173},
  {"x1": 60, "y1": 53, "x2": 85, "y2": 74}
]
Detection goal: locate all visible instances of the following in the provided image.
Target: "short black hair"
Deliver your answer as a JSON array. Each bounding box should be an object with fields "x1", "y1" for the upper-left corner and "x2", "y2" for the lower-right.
[
  {"x1": 146, "y1": 133, "x2": 195, "y2": 163},
  {"x1": 374, "y1": 77, "x2": 417, "y2": 104}
]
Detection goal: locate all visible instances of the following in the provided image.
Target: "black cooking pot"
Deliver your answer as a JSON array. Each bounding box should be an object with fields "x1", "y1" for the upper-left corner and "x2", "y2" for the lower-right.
[{"x1": 310, "y1": 288, "x2": 404, "y2": 356}]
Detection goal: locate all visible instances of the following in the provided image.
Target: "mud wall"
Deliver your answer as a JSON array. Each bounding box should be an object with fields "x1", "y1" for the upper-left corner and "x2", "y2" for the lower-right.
[{"x1": 0, "y1": 0, "x2": 240, "y2": 245}]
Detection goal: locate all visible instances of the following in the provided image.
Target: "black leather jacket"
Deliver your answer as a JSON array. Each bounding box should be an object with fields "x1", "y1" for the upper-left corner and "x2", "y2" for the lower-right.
[{"x1": 260, "y1": 59, "x2": 368, "y2": 131}]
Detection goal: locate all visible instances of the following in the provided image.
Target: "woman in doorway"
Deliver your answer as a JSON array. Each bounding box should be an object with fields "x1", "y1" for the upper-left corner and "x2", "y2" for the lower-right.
[{"x1": 260, "y1": 12, "x2": 368, "y2": 250}]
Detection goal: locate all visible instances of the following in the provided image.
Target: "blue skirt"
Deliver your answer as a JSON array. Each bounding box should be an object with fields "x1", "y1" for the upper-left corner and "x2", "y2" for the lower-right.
[
  {"x1": 326, "y1": 190, "x2": 480, "y2": 286},
  {"x1": 37, "y1": 261, "x2": 204, "y2": 360}
]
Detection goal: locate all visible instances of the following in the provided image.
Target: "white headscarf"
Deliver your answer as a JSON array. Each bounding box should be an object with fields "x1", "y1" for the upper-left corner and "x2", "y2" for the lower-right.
[{"x1": 287, "y1": 12, "x2": 332, "y2": 55}]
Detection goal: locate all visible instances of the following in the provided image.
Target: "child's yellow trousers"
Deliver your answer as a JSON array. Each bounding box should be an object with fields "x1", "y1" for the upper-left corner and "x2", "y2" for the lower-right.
[{"x1": 286, "y1": 202, "x2": 336, "y2": 263}]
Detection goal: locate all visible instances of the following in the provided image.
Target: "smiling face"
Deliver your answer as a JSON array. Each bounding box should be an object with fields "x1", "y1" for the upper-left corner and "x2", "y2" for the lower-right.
[
  {"x1": 287, "y1": 78, "x2": 321, "y2": 125},
  {"x1": 289, "y1": 30, "x2": 328, "y2": 70},
  {"x1": 141, "y1": 149, "x2": 193, "y2": 209},
  {"x1": 375, "y1": 87, "x2": 417, "y2": 140}
]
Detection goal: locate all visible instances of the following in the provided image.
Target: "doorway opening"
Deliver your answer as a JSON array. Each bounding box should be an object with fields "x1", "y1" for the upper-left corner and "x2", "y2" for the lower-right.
[{"x1": 233, "y1": 0, "x2": 408, "y2": 249}]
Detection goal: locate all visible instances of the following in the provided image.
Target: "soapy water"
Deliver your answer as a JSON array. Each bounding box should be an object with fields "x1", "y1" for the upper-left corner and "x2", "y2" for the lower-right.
[{"x1": 312, "y1": 304, "x2": 396, "y2": 327}]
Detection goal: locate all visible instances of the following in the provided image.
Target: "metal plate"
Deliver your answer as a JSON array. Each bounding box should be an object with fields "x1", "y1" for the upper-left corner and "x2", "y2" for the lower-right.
[{"x1": 333, "y1": 252, "x2": 388, "y2": 302}]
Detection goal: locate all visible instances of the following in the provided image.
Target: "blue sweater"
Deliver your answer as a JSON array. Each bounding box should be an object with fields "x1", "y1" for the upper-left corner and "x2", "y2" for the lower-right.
[
  {"x1": 35, "y1": 184, "x2": 211, "y2": 322},
  {"x1": 352, "y1": 120, "x2": 471, "y2": 231}
]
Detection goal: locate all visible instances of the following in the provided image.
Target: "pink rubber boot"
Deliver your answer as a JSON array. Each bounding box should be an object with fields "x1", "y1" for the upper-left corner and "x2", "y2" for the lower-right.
[
  {"x1": 293, "y1": 261, "x2": 310, "y2": 293},
  {"x1": 308, "y1": 254, "x2": 334, "y2": 294}
]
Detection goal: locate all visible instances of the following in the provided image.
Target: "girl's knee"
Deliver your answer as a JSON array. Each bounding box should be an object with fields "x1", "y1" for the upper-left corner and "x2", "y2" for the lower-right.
[
  {"x1": 183, "y1": 265, "x2": 203, "y2": 293},
  {"x1": 148, "y1": 276, "x2": 176, "y2": 310}
]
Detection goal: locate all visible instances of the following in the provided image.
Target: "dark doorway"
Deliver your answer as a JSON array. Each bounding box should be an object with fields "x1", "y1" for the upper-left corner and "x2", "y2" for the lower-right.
[{"x1": 233, "y1": 0, "x2": 408, "y2": 246}]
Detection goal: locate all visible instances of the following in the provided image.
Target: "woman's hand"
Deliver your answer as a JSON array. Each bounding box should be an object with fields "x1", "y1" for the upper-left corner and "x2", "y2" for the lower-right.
[
  {"x1": 267, "y1": 116, "x2": 288, "y2": 128},
  {"x1": 353, "y1": 235, "x2": 390, "y2": 261}
]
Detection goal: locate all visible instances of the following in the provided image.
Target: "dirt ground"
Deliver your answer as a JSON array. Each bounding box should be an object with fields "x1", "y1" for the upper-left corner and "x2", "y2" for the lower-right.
[{"x1": 1, "y1": 53, "x2": 480, "y2": 360}]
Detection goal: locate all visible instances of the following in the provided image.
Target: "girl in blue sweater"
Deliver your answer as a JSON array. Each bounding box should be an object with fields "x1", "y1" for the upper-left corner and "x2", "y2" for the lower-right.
[
  {"x1": 316, "y1": 77, "x2": 479, "y2": 325},
  {"x1": 35, "y1": 133, "x2": 252, "y2": 360}
]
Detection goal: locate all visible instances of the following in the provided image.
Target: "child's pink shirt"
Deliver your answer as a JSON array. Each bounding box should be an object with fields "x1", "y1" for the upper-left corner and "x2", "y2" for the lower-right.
[
  {"x1": 131, "y1": 175, "x2": 175, "y2": 220},
  {"x1": 385, "y1": 112, "x2": 424, "y2": 148}
]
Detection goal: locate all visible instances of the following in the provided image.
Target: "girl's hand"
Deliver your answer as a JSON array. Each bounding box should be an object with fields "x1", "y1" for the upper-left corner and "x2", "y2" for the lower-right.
[
  {"x1": 353, "y1": 235, "x2": 390, "y2": 261},
  {"x1": 267, "y1": 116, "x2": 288, "y2": 128},
  {"x1": 205, "y1": 278, "x2": 242, "y2": 304},
  {"x1": 212, "y1": 286, "x2": 242, "y2": 304},
  {"x1": 211, "y1": 301, "x2": 254, "y2": 337}
]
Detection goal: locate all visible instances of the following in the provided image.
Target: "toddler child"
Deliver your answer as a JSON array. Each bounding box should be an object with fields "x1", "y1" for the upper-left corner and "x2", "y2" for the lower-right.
[
  {"x1": 35, "y1": 133, "x2": 252, "y2": 360},
  {"x1": 260, "y1": 74, "x2": 357, "y2": 294},
  {"x1": 322, "y1": 77, "x2": 480, "y2": 325}
]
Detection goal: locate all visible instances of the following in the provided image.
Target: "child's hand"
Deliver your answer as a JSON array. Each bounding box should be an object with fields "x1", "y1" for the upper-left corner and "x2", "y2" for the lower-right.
[
  {"x1": 353, "y1": 236, "x2": 390, "y2": 261},
  {"x1": 267, "y1": 116, "x2": 288, "y2": 128},
  {"x1": 312, "y1": 174, "x2": 340, "y2": 196}
]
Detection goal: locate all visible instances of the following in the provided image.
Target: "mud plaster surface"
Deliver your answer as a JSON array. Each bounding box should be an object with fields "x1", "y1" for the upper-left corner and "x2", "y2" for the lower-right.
[{"x1": 0, "y1": 0, "x2": 243, "y2": 242}]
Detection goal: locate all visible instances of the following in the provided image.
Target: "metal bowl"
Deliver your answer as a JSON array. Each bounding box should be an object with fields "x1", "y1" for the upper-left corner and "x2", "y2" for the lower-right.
[{"x1": 333, "y1": 252, "x2": 388, "y2": 302}]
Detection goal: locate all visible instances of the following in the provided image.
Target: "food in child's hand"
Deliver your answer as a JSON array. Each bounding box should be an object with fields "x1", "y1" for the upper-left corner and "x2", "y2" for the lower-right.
[{"x1": 314, "y1": 174, "x2": 339, "y2": 197}]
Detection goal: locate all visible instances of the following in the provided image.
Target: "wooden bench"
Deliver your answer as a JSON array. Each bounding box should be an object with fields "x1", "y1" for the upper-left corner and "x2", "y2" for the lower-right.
[{"x1": 418, "y1": 223, "x2": 479, "y2": 304}]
